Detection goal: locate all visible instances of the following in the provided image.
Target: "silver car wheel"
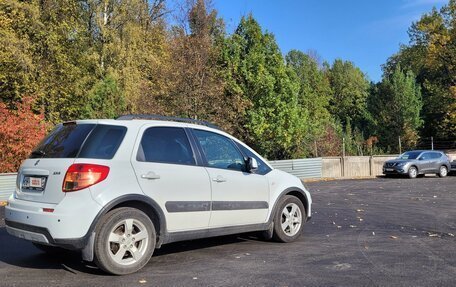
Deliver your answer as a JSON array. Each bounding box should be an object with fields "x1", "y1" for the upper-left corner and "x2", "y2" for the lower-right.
[
  {"x1": 281, "y1": 203, "x2": 302, "y2": 237},
  {"x1": 409, "y1": 167, "x2": 418, "y2": 178},
  {"x1": 439, "y1": 166, "x2": 448, "y2": 177},
  {"x1": 107, "y1": 218, "x2": 149, "y2": 266}
]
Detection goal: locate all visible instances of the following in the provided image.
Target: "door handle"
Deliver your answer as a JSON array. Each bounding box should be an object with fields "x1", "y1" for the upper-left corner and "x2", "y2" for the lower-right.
[
  {"x1": 141, "y1": 172, "x2": 161, "y2": 180},
  {"x1": 212, "y1": 176, "x2": 226, "y2": 183}
]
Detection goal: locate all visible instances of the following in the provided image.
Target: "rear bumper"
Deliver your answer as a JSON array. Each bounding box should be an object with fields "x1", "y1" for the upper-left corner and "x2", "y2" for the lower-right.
[
  {"x1": 4, "y1": 189, "x2": 101, "y2": 249},
  {"x1": 5, "y1": 219, "x2": 87, "y2": 249}
]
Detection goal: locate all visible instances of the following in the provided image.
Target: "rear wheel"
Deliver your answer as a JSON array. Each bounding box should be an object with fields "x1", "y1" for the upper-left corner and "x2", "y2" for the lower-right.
[
  {"x1": 94, "y1": 207, "x2": 156, "y2": 275},
  {"x1": 272, "y1": 195, "x2": 306, "y2": 243},
  {"x1": 438, "y1": 166, "x2": 448, "y2": 177},
  {"x1": 408, "y1": 166, "x2": 418, "y2": 179}
]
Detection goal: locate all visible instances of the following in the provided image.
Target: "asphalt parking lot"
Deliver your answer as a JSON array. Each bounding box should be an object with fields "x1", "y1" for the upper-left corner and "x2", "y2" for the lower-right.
[{"x1": 0, "y1": 176, "x2": 455, "y2": 287}]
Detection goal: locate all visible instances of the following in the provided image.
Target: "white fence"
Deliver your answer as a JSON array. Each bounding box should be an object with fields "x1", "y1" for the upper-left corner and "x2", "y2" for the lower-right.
[
  {"x1": 0, "y1": 173, "x2": 16, "y2": 201},
  {"x1": 269, "y1": 158, "x2": 323, "y2": 179}
]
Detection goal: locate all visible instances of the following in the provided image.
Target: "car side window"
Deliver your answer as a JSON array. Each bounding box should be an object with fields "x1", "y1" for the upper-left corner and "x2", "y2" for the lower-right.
[
  {"x1": 431, "y1": 152, "x2": 442, "y2": 159},
  {"x1": 235, "y1": 142, "x2": 272, "y2": 175},
  {"x1": 420, "y1": 152, "x2": 431, "y2": 160},
  {"x1": 193, "y1": 129, "x2": 246, "y2": 172},
  {"x1": 137, "y1": 127, "x2": 196, "y2": 165}
]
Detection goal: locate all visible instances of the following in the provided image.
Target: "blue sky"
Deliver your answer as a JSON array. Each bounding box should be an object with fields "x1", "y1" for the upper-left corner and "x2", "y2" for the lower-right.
[{"x1": 213, "y1": 0, "x2": 447, "y2": 82}]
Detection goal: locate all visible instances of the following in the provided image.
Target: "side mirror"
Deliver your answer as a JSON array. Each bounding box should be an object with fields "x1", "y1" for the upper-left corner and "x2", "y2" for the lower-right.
[{"x1": 246, "y1": 157, "x2": 258, "y2": 173}]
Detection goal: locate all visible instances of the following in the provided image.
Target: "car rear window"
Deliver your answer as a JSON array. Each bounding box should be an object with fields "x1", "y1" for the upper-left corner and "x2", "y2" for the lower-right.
[
  {"x1": 78, "y1": 125, "x2": 127, "y2": 159},
  {"x1": 30, "y1": 123, "x2": 126, "y2": 159}
]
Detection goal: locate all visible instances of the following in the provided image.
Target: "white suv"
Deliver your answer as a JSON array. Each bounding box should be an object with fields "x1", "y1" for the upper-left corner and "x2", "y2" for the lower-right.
[{"x1": 5, "y1": 115, "x2": 312, "y2": 275}]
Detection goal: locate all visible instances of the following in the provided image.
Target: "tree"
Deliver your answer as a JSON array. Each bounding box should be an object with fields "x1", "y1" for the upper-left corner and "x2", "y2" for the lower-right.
[
  {"x1": 164, "y1": 0, "x2": 227, "y2": 125},
  {"x1": 369, "y1": 66, "x2": 423, "y2": 151},
  {"x1": 0, "y1": 0, "x2": 40, "y2": 106},
  {"x1": 326, "y1": 59, "x2": 371, "y2": 130},
  {"x1": 0, "y1": 97, "x2": 49, "y2": 173},
  {"x1": 84, "y1": 72, "x2": 125, "y2": 119},
  {"x1": 221, "y1": 15, "x2": 305, "y2": 159},
  {"x1": 285, "y1": 50, "x2": 332, "y2": 156},
  {"x1": 383, "y1": 1, "x2": 456, "y2": 139}
]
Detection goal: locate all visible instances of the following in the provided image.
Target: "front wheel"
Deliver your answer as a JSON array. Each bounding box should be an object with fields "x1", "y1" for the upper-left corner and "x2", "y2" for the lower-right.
[
  {"x1": 94, "y1": 207, "x2": 156, "y2": 275},
  {"x1": 438, "y1": 166, "x2": 448, "y2": 177},
  {"x1": 408, "y1": 166, "x2": 418, "y2": 179},
  {"x1": 272, "y1": 195, "x2": 306, "y2": 243}
]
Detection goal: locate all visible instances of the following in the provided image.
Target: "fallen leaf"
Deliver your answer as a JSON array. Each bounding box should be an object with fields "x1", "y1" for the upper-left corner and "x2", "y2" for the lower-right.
[
  {"x1": 139, "y1": 279, "x2": 147, "y2": 284},
  {"x1": 448, "y1": 233, "x2": 455, "y2": 237},
  {"x1": 372, "y1": 232, "x2": 375, "y2": 236},
  {"x1": 356, "y1": 209, "x2": 364, "y2": 212},
  {"x1": 337, "y1": 225, "x2": 342, "y2": 229},
  {"x1": 390, "y1": 236, "x2": 398, "y2": 239},
  {"x1": 349, "y1": 225, "x2": 357, "y2": 228}
]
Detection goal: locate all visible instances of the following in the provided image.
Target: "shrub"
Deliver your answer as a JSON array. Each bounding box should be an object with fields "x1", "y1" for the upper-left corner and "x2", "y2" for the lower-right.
[{"x1": 0, "y1": 98, "x2": 49, "y2": 173}]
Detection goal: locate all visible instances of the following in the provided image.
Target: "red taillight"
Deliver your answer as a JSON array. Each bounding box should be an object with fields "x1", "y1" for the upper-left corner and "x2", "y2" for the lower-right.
[{"x1": 62, "y1": 164, "x2": 109, "y2": 192}]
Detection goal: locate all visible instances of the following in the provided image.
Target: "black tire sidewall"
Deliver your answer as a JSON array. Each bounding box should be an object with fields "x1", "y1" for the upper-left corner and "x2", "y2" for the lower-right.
[
  {"x1": 272, "y1": 195, "x2": 306, "y2": 243},
  {"x1": 94, "y1": 207, "x2": 156, "y2": 275}
]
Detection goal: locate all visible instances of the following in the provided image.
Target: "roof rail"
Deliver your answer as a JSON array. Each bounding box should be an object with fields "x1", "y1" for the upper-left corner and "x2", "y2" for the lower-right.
[{"x1": 116, "y1": 114, "x2": 222, "y2": 130}]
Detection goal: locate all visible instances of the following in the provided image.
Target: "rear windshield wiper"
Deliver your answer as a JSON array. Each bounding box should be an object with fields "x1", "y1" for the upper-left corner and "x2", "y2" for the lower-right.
[{"x1": 31, "y1": 150, "x2": 46, "y2": 157}]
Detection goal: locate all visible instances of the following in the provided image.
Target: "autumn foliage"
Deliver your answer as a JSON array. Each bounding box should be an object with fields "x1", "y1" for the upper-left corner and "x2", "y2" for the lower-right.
[{"x1": 0, "y1": 98, "x2": 49, "y2": 172}]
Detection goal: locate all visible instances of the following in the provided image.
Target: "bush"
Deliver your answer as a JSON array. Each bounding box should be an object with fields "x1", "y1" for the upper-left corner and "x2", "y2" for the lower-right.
[{"x1": 0, "y1": 98, "x2": 49, "y2": 172}]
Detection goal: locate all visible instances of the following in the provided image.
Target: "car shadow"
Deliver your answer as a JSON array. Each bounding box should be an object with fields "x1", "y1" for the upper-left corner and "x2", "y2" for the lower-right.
[
  {"x1": 0, "y1": 227, "x2": 107, "y2": 275},
  {"x1": 0, "y1": 226, "x2": 257, "y2": 275}
]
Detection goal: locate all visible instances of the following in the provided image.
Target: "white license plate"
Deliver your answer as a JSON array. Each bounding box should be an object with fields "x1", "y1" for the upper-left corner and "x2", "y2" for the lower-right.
[
  {"x1": 385, "y1": 168, "x2": 394, "y2": 172},
  {"x1": 22, "y1": 176, "x2": 46, "y2": 191}
]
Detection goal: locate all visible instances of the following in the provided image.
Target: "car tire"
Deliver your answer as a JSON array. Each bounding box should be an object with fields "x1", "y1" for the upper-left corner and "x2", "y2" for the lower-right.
[
  {"x1": 272, "y1": 195, "x2": 306, "y2": 243},
  {"x1": 93, "y1": 207, "x2": 156, "y2": 275},
  {"x1": 408, "y1": 166, "x2": 418, "y2": 179},
  {"x1": 437, "y1": 166, "x2": 448, "y2": 178}
]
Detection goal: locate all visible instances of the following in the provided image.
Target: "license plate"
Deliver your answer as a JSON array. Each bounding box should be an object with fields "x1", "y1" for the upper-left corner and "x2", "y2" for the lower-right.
[
  {"x1": 385, "y1": 168, "x2": 394, "y2": 172},
  {"x1": 22, "y1": 176, "x2": 47, "y2": 191}
]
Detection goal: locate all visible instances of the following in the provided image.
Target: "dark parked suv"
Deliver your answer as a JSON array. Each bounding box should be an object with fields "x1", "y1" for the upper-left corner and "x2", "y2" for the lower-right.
[{"x1": 383, "y1": 150, "x2": 451, "y2": 179}]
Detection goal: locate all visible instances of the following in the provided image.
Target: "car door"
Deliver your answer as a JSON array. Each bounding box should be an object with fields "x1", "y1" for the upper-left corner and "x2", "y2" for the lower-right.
[
  {"x1": 131, "y1": 126, "x2": 212, "y2": 232},
  {"x1": 418, "y1": 152, "x2": 432, "y2": 173},
  {"x1": 191, "y1": 129, "x2": 269, "y2": 228},
  {"x1": 430, "y1": 152, "x2": 443, "y2": 172}
]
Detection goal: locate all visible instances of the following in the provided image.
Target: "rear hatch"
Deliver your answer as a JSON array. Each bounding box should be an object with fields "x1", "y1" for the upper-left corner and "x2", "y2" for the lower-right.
[{"x1": 15, "y1": 123, "x2": 96, "y2": 204}]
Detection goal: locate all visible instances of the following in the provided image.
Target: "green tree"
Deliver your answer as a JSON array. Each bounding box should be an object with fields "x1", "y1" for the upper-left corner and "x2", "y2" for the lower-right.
[
  {"x1": 285, "y1": 50, "x2": 332, "y2": 156},
  {"x1": 383, "y1": 1, "x2": 456, "y2": 139},
  {"x1": 0, "y1": 0, "x2": 40, "y2": 106},
  {"x1": 221, "y1": 15, "x2": 305, "y2": 159},
  {"x1": 369, "y1": 66, "x2": 423, "y2": 151},
  {"x1": 327, "y1": 59, "x2": 371, "y2": 130},
  {"x1": 84, "y1": 73, "x2": 125, "y2": 118}
]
